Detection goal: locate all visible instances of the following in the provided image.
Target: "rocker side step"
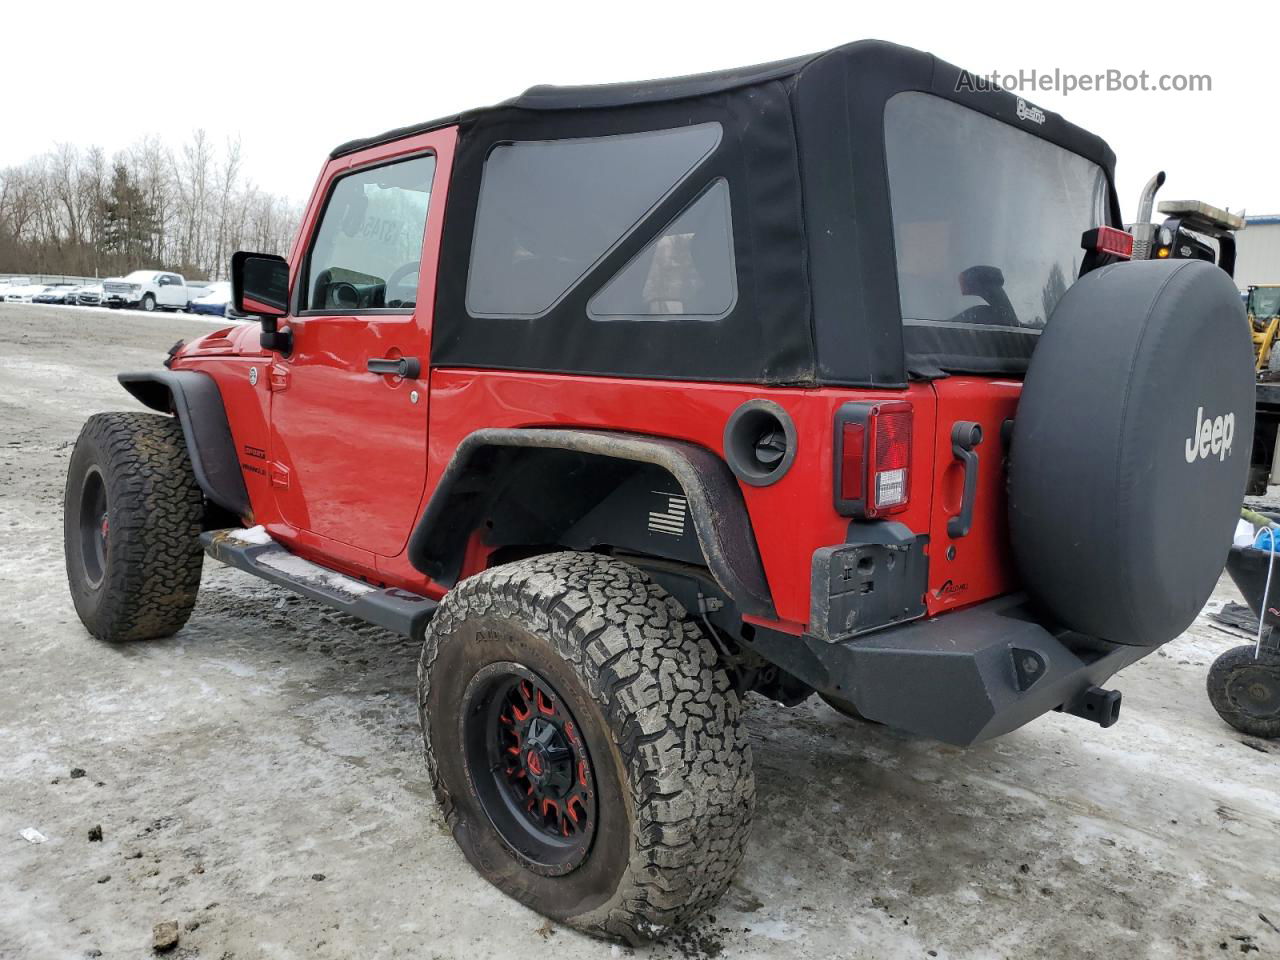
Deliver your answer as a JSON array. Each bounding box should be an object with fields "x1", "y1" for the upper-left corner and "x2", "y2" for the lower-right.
[{"x1": 201, "y1": 530, "x2": 437, "y2": 639}]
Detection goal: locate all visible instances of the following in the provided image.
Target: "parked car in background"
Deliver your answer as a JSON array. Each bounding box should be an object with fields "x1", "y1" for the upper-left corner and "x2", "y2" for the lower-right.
[
  {"x1": 188, "y1": 281, "x2": 231, "y2": 316},
  {"x1": 0, "y1": 277, "x2": 32, "y2": 299},
  {"x1": 33, "y1": 284, "x2": 78, "y2": 304},
  {"x1": 76, "y1": 283, "x2": 104, "y2": 307},
  {"x1": 101, "y1": 270, "x2": 188, "y2": 311},
  {"x1": 1, "y1": 282, "x2": 48, "y2": 302}
]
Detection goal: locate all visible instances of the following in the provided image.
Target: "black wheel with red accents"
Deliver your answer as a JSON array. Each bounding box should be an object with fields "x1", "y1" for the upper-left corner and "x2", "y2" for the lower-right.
[
  {"x1": 419, "y1": 552, "x2": 754, "y2": 943},
  {"x1": 461, "y1": 663, "x2": 597, "y2": 875}
]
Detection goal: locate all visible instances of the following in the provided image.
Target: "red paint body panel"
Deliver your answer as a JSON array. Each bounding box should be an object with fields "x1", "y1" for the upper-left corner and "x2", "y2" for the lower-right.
[
  {"x1": 416, "y1": 372, "x2": 941, "y2": 624},
  {"x1": 924, "y1": 379, "x2": 1022, "y2": 614},
  {"x1": 172, "y1": 122, "x2": 1026, "y2": 636}
]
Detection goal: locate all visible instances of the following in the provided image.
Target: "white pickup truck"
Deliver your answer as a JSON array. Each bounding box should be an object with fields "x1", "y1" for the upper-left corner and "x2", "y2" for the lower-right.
[{"x1": 101, "y1": 270, "x2": 189, "y2": 311}]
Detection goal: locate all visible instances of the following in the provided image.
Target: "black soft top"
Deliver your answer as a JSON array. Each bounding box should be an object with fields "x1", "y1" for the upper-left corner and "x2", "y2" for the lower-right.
[
  {"x1": 331, "y1": 41, "x2": 1120, "y2": 386},
  {"x1": 328, "y1": 51, "x2": 818, "y2": 159}
]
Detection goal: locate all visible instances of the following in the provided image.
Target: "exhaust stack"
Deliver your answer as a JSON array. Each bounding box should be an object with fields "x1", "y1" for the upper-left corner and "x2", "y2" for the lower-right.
[{"x1": 1128, "y1": 170, "x2": 1166, "y2": 260}]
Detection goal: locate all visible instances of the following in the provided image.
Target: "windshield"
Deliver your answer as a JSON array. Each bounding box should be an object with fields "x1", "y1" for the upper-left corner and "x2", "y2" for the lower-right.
[
  {"x1": 1250, "y1": 287, "x2": 1280, "y2": 321},
  {"x1": 885, "y1": 92, "x2": 1110, "y2": 338}
]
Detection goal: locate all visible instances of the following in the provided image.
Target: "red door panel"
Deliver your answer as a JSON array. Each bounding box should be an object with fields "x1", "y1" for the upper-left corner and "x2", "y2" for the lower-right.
[{"x1": 268, "y1": 128, "x2": 456, "y2": 559}]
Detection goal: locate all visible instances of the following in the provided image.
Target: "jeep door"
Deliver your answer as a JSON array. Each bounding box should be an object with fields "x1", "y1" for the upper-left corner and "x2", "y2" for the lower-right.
[{"x1": 267, "y1": 129, "x2": 456, "y2": 559}]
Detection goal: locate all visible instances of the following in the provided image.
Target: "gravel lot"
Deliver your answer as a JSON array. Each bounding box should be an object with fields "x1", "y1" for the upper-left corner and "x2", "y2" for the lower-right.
[{"x1": 2, "y1": 302, "x2": 1278, "y2": 960}]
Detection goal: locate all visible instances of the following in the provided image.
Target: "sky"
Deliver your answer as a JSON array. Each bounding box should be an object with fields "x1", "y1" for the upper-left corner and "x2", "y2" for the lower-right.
[{"x1": 4, "y1": 0, "x2": 1278, "y2": 221}]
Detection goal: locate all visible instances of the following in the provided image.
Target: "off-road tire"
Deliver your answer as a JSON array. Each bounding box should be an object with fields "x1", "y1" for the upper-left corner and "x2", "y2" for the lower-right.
[
  {"x1": 140, "y1": 293, "x2": 156, "y2": 312},
  {"x1": 1207, "y1": 644, "x2": 1280, "y2": 739},
  {"x1": 418, "y1": 551, "x2": 755, "y2": 943},
  {"x1": 64, "y1": 412, "x2": 204, "y2": 642}
]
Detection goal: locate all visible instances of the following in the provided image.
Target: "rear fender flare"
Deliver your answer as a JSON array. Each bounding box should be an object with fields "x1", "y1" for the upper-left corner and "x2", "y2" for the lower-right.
[
  {"x1": 117, "y1": 370, "x2": 250, "y2": 518},
  {"x1": 407, "y1": 428, "x2": 775, "y2": 618}
]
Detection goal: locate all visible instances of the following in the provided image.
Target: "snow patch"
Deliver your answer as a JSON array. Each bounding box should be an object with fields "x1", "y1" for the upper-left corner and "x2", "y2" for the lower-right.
[
  {"x1": 256, "y1": 550, "x2": 376, "y2": 597},
  {"x1": 229, "y1": 525, "x2": 273, "y2": 546}
]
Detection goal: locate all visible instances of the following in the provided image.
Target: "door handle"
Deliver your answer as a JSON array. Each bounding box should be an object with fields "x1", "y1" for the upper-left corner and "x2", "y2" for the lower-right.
[
  {"x1": 947, "y1": 421, "x2": 983, "y2": 539},
  {"x1": 366, "y1": 356, "x2": 421, "y2": 379}
]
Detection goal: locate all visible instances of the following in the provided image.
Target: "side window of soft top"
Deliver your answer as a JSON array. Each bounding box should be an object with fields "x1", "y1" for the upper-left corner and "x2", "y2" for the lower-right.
[
  {"x1": 303, "y1": 154, "x2": 436, "y2": 313},
  {"x1": 465, "y1": 123, "x2": 728, "y2": 319}
]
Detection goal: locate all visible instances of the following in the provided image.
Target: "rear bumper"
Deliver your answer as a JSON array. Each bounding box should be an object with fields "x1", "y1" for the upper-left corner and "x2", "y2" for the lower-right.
[{"x1": 751, "y1": 593, "x2": 1150, "y2": 746}]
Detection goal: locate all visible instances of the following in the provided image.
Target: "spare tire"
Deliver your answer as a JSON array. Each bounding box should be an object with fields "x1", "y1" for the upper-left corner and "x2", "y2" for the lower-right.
[{"x1": 1009, "y1": 259, "x2": 1253, "y2": 646}]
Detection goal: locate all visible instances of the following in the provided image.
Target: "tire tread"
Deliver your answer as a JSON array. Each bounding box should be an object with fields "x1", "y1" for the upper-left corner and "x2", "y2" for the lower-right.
[
  {"x1": 418, "y1": 551, "x2": 754, "y2": 943},
  {"x1": 64, "y1": 412, "x2": 204, "y2": 641}
]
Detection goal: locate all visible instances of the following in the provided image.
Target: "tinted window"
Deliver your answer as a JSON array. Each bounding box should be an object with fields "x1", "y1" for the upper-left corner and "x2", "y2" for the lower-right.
[
  {"x1": 466, "y1": 123, "x2": 722, "y2": 318},
  {"x1": 589, "y1": 179, "x2": 736, "y2": 321},
  {"x1": 885, "y1": 92, "x2": 1109, "y2": 331},
  {"x1": 304, "y1": 154, "x2": 435, "y2": 311}
]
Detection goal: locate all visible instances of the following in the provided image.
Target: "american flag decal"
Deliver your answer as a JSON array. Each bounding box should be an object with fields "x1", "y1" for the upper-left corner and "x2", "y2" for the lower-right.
[{"x1": 648, "y1": 492, "x2": 688, "y2": 537}]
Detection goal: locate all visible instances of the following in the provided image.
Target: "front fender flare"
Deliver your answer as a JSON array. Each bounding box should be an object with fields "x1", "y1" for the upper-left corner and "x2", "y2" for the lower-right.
[
  {"x1": 118, "y1": 370, "x2": 250, "y2": 518},
  {"x1": 407, "y1": 428, "x2": 775, "y2": 618}
]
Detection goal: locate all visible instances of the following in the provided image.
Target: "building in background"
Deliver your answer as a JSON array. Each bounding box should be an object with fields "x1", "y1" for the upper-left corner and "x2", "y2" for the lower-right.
[{"x1": 1236, "y1": 215, "x2": 1280, "y2": 289}]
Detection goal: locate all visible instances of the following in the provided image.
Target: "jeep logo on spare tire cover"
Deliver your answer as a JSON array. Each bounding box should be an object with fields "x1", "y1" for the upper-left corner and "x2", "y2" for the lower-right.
[
  {"x1": 1184, "y1": 407, "x2": 1235, "y2": 463},
  {"x1": 1009, "y1": 259, "x2": 1253, "y2": 647}
]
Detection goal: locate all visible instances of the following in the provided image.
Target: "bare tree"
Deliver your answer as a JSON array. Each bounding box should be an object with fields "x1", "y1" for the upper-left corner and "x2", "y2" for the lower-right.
[{"x1": 0, "y1": 133, "x2": 299, "y2": 277}]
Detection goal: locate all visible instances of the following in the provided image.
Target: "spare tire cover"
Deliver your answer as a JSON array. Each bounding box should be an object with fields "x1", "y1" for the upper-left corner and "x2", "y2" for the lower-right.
[{"x1": 1009, "y1": 259, "x2": 1253, "y2": 646}]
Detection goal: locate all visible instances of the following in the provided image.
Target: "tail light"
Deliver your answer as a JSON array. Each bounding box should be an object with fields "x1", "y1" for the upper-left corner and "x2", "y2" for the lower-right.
[
  {"x1": 1082, "y1": 226, "x2": 1134, "y2": 260},
  {"x1": 834, "y1": 401, "x2": 913, "y2": 518}
]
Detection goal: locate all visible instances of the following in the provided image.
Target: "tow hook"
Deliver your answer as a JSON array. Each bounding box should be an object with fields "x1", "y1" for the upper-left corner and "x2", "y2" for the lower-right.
[{"x1": 1062, "y1": 685, "x2": 1123, "y2": 728}]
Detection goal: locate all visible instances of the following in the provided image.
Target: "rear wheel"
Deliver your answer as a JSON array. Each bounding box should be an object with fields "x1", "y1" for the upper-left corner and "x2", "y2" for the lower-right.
[
  {"x1": 418, "y1": 551, "x2": 754, "y2": 943},
  {"x1": 63, "y1": 412, "x2": 204, "y2": 641},
  {"x1": 1207, "y1": 645, "x2": 1280, "y2": 739}
]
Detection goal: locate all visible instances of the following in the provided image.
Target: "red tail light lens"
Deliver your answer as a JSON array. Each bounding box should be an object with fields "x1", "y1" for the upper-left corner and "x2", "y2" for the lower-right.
[
  {"x1": 840, "y1": 422, "x2": 865, "y2": 501},
  {"x1": 1083, "y1": 225, "x2": 1134, "y2": 260},
  {"x1": 835, "y1": 401, "x2": 913, "y2": 518}
]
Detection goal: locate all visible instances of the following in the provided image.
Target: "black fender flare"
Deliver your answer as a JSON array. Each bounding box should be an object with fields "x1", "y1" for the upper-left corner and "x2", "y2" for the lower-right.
[
  {"x1": 117, "y1": 370, "x2": 250, "y2": 518},
  {"x1": 407, "y1": 428, "x2": 775, "y2": 619}
]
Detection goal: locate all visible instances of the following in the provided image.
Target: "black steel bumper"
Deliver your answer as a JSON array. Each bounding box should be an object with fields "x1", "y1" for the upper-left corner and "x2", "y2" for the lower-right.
[{"x1": 752, "y1": 594, "x2": 1148, "y2": 745}]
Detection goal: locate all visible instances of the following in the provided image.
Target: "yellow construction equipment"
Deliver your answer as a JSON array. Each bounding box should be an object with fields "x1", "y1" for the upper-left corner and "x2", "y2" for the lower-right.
[{"x1": 1250, "y1": 284, "x2": 1280, "y2": 374}]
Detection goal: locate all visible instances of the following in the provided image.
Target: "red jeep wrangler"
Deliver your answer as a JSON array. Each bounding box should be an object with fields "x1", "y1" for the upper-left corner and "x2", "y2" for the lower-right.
[{"x1": 63, "y1": 41, "x2": 1253, "y2": 942}]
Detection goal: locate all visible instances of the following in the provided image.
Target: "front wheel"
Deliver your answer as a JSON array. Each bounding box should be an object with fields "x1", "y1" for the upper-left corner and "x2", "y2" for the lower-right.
[
  {"x1": 140, "y1": 293, "x2": 156, "y2": 311},
  {"x1": 1207, "y1": 645, "x2": 1280, "y2": 739},
  {"x1": 418, "y1": 552, "x2": 754, "y2": 943},
  {"x1": 63, "y1": 412, "x2": 204, "y2": 641}
]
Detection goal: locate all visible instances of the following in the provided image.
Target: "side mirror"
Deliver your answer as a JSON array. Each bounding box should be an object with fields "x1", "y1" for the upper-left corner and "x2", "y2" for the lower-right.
[{"x1": 231, "y1": 251, "x2": 291, "y2": 353}]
